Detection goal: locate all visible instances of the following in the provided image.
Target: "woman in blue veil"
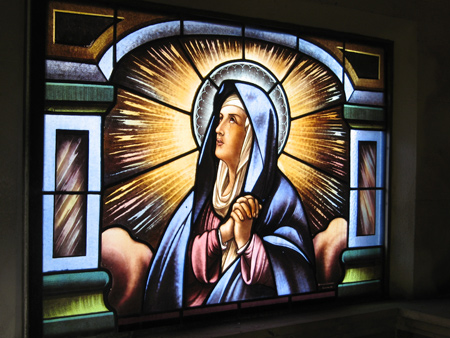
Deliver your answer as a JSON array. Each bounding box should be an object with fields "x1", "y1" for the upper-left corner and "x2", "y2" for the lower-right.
[{"x1": 143, "y1": 80, "x2": 316, "y2": 313}]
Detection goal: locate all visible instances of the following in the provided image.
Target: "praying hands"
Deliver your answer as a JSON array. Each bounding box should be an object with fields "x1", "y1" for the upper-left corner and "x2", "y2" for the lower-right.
[{"x1": 219, "y1": 195, "x2": 262, "y2": 249}]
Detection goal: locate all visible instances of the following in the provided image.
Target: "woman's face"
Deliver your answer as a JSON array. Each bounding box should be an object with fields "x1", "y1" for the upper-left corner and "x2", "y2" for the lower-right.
[{"x1": 215, "y1": 104, "x2": 247, "y2": 173}]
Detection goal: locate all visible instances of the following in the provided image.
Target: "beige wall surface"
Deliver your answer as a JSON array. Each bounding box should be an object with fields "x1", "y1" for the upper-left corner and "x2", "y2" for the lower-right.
[{"x1": 2, "y1": 0, "x2": 450, "y2": 337}]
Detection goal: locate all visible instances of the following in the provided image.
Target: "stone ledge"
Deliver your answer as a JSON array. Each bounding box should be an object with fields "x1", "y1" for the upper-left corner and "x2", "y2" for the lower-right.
[{"x1": 85, "y1": 298, "x2": 450, "y2": 338}]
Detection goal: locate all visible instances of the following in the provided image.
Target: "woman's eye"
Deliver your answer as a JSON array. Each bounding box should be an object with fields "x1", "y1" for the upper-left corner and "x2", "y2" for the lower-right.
[{"x1": 230, "y1": 117, "x2": 236, "y2": 123}]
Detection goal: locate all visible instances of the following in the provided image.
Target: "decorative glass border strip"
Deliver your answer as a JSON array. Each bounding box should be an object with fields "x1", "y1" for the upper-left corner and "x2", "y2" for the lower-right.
[
  {"x1": 43, "y1": 115, "x2": 101, "y2": 192},
  {"x1": 43, "y1": 194, "x2": 100, "y2": 272},
  {"x1": 348, "y1": 190, "x2": 385, "y2": 248},
  {"x1": 350, "y1": 129, "x2": 386, "y2": 189}
]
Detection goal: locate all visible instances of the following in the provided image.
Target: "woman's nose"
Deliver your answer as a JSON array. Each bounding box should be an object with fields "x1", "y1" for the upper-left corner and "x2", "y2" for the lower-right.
[{"x1": 216, "y1": 120, "x2": 224, "y2": 135}]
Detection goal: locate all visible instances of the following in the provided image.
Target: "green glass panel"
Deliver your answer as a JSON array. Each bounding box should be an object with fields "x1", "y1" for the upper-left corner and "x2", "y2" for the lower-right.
[
  {"x1": 43, "y1": 312, "x2": 115, "y2": 336},
  {"x1": 43, "y1": 271, "x2": 109, "y2": 293},
  {"x1": 46, "y1": 83, "x2": 115, "y2": 102},
  {"x1": 344, "y1": 104, "x2": 384, "y2": 122},
  {"x1": 341, "y1": 247, "x2": 383, "y2": 264}
]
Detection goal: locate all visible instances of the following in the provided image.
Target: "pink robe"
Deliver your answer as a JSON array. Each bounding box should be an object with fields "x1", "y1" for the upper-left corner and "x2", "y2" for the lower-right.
[{"x1": 185, "y1": 202, "x2": 274, "y2": 307}]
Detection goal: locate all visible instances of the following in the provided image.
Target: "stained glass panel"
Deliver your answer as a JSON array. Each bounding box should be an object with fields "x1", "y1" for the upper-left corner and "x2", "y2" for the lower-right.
[
  {"x1": 56, "y1": 130, "x2": 88, "y2": 192},
  {"x1": 53, "y1": 194, "x2": 87, "y2": 257},
  {"x1": 37, "y1": 1, "x2": 391, "y2": 334},
  {"x1": 357, "y1": 190, "x2": 376, "y2": 236},
  {"x1": 284, "y1": 57, "x2": 345, "y2": 118},
  {"x1": 111, "y1": 39, "x2": 200, "y2": 111},
  {"x1": 182, "y1": 37, "x2": 243, "y2": 78},
  {"x1": 358, "y1": 141, "x2": 377, "y2": 188}
]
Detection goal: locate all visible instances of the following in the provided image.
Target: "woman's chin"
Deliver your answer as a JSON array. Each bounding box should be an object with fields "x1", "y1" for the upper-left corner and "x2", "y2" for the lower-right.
[{"x1": 215, "y1": 149, "x2": 225, "y2": 162}]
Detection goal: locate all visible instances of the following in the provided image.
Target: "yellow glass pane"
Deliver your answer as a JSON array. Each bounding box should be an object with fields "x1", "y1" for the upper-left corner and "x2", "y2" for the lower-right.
[
  {"x1": 183, "y1": 37, "x2": 243, "y2": 78},
  {"x1": 104, "y1": 152, "x2": 198, "y2": 248},
  {"x1": 43, "y1": 292, "x2": 108, "y2": 319},
  {"x1": 245, "y1": 40, "x2": 300, "y2": 80},
  {"x1": 283, "y1": 108, "x2": 349, "y2": 179},
  {"x1": 113, "y1": 41, "x2": 201, "y2": 112},
  {"x1": 284, "y1": 58, "x2": 344, "y2": 118},
  {"x1": 278, "y1": 154, "x2": 347, "y2": 234},
  {"x1": 104, "y1": 89, "x2": 197, "y2": 183}
]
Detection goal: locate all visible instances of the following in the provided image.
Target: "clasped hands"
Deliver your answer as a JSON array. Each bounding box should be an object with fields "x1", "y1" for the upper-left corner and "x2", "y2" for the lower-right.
[{"x1": 219, "y1": 195, "x2": 262, "y2": 249}]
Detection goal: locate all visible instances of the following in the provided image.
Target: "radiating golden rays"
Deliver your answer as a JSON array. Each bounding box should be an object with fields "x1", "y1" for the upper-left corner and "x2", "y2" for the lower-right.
[
  {"x1": 284, "y1": 108, "x2": 349, "y2": 180},
  {"x1": 112, "y1": 40, "x2": 201, "y2": 112},
  {"x1": 106, "y1": 33, "x2": 349, "y2": 242},
  {"x1": 104, "y1": 89, "x2": 197, "y2": 185},
  {"x1": 182, "y1": 37, "x2": 243, "y2": 78},
  {"x1": 245, "y1": 41, "x2": 300, "y2": 80},
  {"x1": 278, "y1": 154, "x2": 348, "y2": 234},
  {"x1": 284, "y1": 57, "x2": 344, "y2": 118},
  {"x1": 103, "y1": 152, "x2": 198, "y2": 248}
]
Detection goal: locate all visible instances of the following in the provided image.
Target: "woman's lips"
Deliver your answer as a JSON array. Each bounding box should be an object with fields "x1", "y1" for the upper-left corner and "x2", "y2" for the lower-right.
[{"x1": 216, "y1": 139, "x2": 223, "y2": 146}]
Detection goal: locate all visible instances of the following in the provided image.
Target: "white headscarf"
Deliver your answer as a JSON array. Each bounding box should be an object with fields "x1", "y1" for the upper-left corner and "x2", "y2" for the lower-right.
[{"x1": 212, "y1": 94, "x2": 253, "y2": 218}]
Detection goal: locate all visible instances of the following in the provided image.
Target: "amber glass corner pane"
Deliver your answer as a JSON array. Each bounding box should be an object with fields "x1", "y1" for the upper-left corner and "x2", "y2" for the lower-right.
[{"x1": 54, "y1": 11, "x2": 116, "y2": 47}]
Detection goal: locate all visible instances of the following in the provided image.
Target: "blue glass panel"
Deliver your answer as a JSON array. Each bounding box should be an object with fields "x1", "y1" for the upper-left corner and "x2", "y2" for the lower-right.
[
  {"x1": 99, "y1": 21, "x2": 181, "y2": 79},
  {"x1": 348, "y1": 190, "x2": 384, "y2": 248},
  {"x1": 343, "y1": 73, "x2": 354, "y2": 101},
  {"x1": 116, "y1": 21, "x2": 181, "y2": 61},
  {"x1": 43, "y1": 194, "x2": 100, "y2": 272},
  {"x1": 46, "y1": 60, "x2": 107, "y2": 82},
  {"x1": 245, "y1": 27, "x2": 297, "y2": 49},
  {"x1": 43, "y1": 115, "x2": 101, "y2": 192},
  {"x1": 348, "y1": 90, "x2": 384, "y2": 106},
  {"x1": 350, "y1": 130, "x2": 385, "y2": 188},
  {"x1": 299, "y1": 38, "x2": 354, "y2": 100},
  {"x1": 184, "y1": 21, "x2": 242, "y2": 36},
  {"x1": 98, "y1": 46, "x2": 114, "y2": 80}
]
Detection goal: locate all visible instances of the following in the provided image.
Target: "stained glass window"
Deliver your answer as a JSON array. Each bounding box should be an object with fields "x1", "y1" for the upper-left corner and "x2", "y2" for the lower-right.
[{"x1": 37, "y1": 1, "x2": 391, "y2": 335}]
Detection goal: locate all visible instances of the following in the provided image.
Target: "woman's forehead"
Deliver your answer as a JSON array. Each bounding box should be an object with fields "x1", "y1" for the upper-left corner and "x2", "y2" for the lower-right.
[{"x1": 219, "y1": 105, "x2": 247, "y2": 118}]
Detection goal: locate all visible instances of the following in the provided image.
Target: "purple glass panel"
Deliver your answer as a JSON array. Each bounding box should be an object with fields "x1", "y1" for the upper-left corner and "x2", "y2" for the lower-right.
[
  {"x1": 56, "y1": 130, "x2": 89, "y2": 192},
  {"x1": 53, "y1": 194, "x2": 87, "y2": 257},
  {"x1": 358, "y1": 141, "x2": 376, "y2": 188}
]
